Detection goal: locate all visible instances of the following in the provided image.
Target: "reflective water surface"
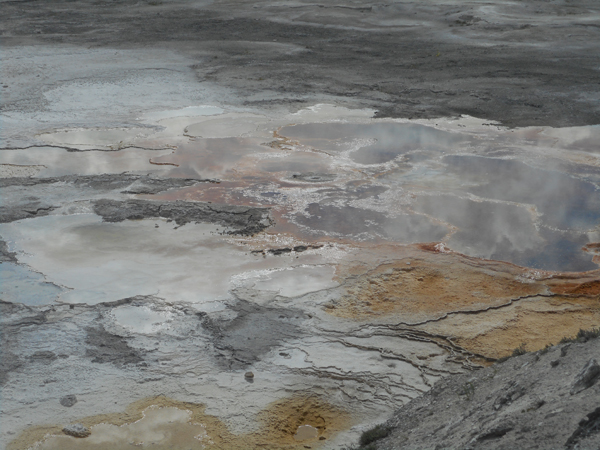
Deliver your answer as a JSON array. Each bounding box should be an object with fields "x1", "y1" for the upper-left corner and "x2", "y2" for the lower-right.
[{"x1": 6, "y1": 106, "x2": 600, "y2": 450}]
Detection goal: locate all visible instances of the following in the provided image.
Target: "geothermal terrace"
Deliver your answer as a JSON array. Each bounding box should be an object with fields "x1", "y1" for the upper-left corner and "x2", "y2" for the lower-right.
[{"x1": 1, "y1": 0, "x2": 599, "y2": 448}]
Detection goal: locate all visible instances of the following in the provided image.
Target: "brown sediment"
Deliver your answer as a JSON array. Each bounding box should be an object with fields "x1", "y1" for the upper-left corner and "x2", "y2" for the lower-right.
[
  {"x1": 545, "y1": 269, "x2": 600, "y2": 296},
  {"x1": 582, "y1": 242, "x2": 600, "y2": 252},
  {"x1": 432, "y1": 296, "x2": 600, "y2": 359},
  {"x1": 139, "y1": 180, "x2": 261, "y2": 205},
  {"x1": 272, "y1": 126, "x2": 301, "y2": 151},
  {"x1": 10, "y1": 395, "x2": 352, "y2": 450},
  {"x1": 256, "y1": 395, "x2": 352, "y2": 447},
  {"x1": 266, "y1": 208, "x2": 331, "y2": 243},
  {"x1": 417, "y1": 242, "x2": 445, "y2": 253},
  {"x1": 548, "y1": 279, "x2": 600, "y2": 296},
  {"x1": 327, "y1": 254, "x2": 547, "y2": 323},
  {"x1": 326, "y1": 247, "x2": 600, "y2": 359}
]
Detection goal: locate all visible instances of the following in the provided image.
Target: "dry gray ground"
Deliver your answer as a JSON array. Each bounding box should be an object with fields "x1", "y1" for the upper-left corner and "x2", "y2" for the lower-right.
[{"x1": 1, "y1": 0, "x2": 600, "y2": 128}]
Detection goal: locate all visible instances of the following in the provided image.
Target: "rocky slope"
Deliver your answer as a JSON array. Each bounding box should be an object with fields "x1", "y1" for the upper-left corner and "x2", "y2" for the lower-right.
[{"x1": 353, "y1": 336, "x2": 600, "y2": 450}]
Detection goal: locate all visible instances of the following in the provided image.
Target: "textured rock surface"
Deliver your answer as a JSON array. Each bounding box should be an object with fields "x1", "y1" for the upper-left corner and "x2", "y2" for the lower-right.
[
  {"x1": 59, "y1": 395, "x2": 77, "y2": 408},
  {"x1": 570, "y1": 359, "x2": 600, "y2": 395},
  {"x1": 93, "y1": 199, "x2": 273, "y2": 235},
  {"x1": 367, "y1": 338, "x2": 600, "y2": 450},
  {"x1": 62, "y1": 424, "x2": 90, "y2": 438}
]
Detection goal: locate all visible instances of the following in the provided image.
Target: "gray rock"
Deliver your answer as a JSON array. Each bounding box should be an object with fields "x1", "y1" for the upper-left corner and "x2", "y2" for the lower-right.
[
  {"x1": 571, "y1": 359, "x2": 600, "y2": 395},
  {"x1": 565, "y1": 406, "x2": 600, "y2": 450},
  {"x1": 493, "y1": 382, "x2": 525, "y2": 410},
  {"x1": 92, "y1": 199, "x2": 272, "y2": 236},
  {"x1": 60, "y1": 394, "x2": 77, "y2": 407},
  {"x1": 369, "y1": 338, "x2": 600, "y2": 450},
  {"x1": 62, "y1": 423, "x2": 90, "y2": 438},
  {"x1": 0, "y1": 239, "x2": 17, "y2": 262},
  {"x1": 30, "y1": 351, "x2": 57, "y2": 364},
  {"x1": 477, "y1": 421, "x2": 514, "y2": 441}
]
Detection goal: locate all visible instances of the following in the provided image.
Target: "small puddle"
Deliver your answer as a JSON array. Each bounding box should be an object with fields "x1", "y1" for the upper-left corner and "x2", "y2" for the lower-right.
[
  {"x1": 294, "y1": 203, "x2": 448, "y2": 243},
  {"x1": 32, "y1": 406, "x2": 211, "y2": 450},
  {"x1": 279, "y1": 122, "x2": 466, "y2": 164},
  {"x1": 0, "y1": 146, "x2": 172, "y2": 177},
  {"x1": 293, "y1": 424, "x2": 319, "y2": 441},
  {"x1": 184, "y1": 114, "x2": 270, "y2": 139},
  {"x1": 38, "y1": 127, "x2": 157, "y2": 150},
  {"x1": 233, "y1": 266, "x2": 339, "y2": 299},
  {"x1": 112, "y1": 305, "x2": 174, "y2": 334},
  {"x1": 443, "y1": 155, "x2": 600, "y2": 230},
  {"x1": 0, "y1": 263, "x2": 64, "y2": 306},
  {"x1": 257, "y1": 151, "x2": 333, "y2": 176},
  {"x1": 141, "y1": 105, "x2": 224, "y2": 121},
  {"x1": 148, "y1": 137, "x2": 275, "y2": 179}
]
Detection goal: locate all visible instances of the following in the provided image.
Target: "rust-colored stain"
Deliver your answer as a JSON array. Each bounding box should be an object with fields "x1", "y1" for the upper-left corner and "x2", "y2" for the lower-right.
[
  {"x1": 327, "y1": 255, "x2": 546, "y2": 323},
  {"x1": 548, "y1": 279, "x2": 600, "y2": 296},
  {"x1": 582, "y1": 242, "x2": 600, "y2": 253},
  {"x1": 324, "y1": 247, "x2": 600, "y2": 360}
]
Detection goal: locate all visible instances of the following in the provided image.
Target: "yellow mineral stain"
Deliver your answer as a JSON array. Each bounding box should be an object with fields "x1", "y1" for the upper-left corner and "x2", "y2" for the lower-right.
[
  {"x1": 328, "y1": 254, "x2": 547, "y2": 323},
  {"x1": 256, "y1": 395, "x2": 351, "y2": 447},
  {"x1": 323, "y1": 245, "x2": 600, "y2": 361},
  {"x1": 423, "y1": 296, "x2": 600, "y2": 359},
  {"x1": 11, "y1": 395, "x2": 352, "y2": 450}
]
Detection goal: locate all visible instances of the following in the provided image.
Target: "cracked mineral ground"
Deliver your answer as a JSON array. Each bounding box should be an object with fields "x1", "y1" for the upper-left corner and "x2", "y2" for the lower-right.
[{"x1": 1, "y1": 0, "x2": 600, "y2": 449}]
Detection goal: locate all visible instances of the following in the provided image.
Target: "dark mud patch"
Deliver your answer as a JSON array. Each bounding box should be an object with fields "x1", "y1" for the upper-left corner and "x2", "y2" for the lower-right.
[
  {"x1": 3, "y1": 0, "x2": 600, "y2": 128},
  {"x1": 0, "y1": 239, "x2": 17, "y2": 262},
  {"x1": 0, "y1": 350, "x2": 22, "y2": 385},
  {"x1": 0, "y1": 174, "x2": 211, "y2": 195},
  {"x1": 0, "y1": 301, "x2": 46, "y2": 385},
  {"x1": 93, "y1": 199, "x2": 272, "y2": 235},
  {"x1": 0, "y1": 202, "x2": 57, "y2": 224},
  {"x1": 85, "y1": 326, "x2": 144, "y2": 366},
  {"x1": 251, "y1": 244, "x2": 323, "y2": 256},
  {"x1": 0, "y1": 175, "x2": 214, "y2": 224},
  {"x1": 200, "y1": 300, "x2": 306, "y2": 369}
]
